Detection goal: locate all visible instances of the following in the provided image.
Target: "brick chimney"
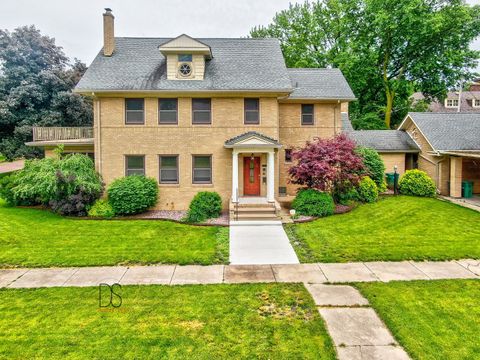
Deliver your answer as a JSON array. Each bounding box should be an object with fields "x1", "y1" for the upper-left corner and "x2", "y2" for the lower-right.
[{"x1": 103, "y1": 8, "x2": 115, "y2": 56}]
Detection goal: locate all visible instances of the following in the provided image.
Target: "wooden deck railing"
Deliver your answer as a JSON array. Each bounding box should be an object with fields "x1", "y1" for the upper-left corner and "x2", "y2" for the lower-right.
[{"x1": 32, "y1": 127, "x2": 94, "y2": 141}]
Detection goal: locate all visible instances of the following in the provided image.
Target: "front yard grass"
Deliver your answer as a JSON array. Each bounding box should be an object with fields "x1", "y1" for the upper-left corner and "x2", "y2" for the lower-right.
[
  {"x1": 356, "y1": 279, "x2": 480, "y2": 360},
  {"x1": 0, "y1": 283, "x2": 336, "y2": 359},
  {"x1": 287, "y1": 196, "x2": 480, "y2": 263},
  {"x1": 0, "y1": 199, "x2": 228, "y2": 267}
]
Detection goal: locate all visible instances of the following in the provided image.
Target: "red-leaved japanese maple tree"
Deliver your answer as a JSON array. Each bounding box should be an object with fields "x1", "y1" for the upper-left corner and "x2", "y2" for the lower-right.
[{"x1": 288, "y1": 134, "x2": 366, "y2": 193}]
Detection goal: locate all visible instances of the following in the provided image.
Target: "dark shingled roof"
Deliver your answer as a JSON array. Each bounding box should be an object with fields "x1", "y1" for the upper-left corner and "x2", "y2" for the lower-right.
[
  {"x1": 75, "y1": 37, "x2": 293, "y2": 92},
  {"x1": 342, "y1": 113, "x2": 419, "y2": 152},
  {"x1": 406, "y1": 112, "x2": 480, "y2": 151},
  {"x1": 224, "y1": 131, "x2": 279, "y2": 146},
  {"x1": 287, "y1": 68, "x2": 356, "y2": 100},
  {"x1": 348, "y1": 131, "x2": 420, "y2": 152}
]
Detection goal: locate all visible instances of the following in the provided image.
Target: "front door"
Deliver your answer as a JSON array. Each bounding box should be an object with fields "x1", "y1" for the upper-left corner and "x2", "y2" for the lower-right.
[{"x1": 243, "y1": 157, "x2": 261, "y2": 196}]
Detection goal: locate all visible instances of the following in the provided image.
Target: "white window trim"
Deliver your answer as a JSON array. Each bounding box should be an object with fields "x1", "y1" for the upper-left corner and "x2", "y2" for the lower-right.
[
  {"x1": 472, "y1": 99, "x2": 480, "y2": 108},
  {"x1": 444, "y1": 99, "x2": 459, "y2": 108}
]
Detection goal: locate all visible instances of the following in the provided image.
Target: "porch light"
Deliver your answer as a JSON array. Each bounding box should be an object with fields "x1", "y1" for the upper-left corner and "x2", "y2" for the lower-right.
[{"x1": 250, "y1": 153, "x2": 254, "y2": 161}]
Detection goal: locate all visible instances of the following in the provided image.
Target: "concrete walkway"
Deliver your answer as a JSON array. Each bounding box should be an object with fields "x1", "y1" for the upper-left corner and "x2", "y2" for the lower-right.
[
  {"x1": 229, "y1": 220, "x2": 299, "y2": 265},
  {"x1": 1, "y1": 259, "x2": 478, "y2": 289},
  {"x1": 308, "y1": 284, "x2": 410, "y2": 359},
  {"x1": 0, "y1": 159, "x2": 24, "y2": 174}
]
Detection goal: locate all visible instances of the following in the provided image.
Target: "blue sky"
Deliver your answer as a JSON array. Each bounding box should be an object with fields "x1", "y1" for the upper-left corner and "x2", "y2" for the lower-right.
[{"x1": 1, "y1": 0, "x2": 479, "y2": 69}]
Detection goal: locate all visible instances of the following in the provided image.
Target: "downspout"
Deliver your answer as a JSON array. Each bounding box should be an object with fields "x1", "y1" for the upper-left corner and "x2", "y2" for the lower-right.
[{"x1": 94, "y1": 94, "x2": 102, "y2": 174}]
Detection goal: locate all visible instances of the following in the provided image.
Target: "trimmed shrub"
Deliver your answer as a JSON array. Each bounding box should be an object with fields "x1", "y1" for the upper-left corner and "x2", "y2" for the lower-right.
[
  {"x1": 107, "y1": 175, "x2": 158, "y2": 215},
  {"x1": 292, "y1": 189, "x2": 335, "y2": 217},
  {"x1": 88, "y1": 199, "x2": 115, "y2": 218},
  {"x1": 185, "y1": 191, "x2": 222, "y2": 223},
  {"x1": 399, "y1": 169, "x2": 436, "y2": 197},
  {"x1": 356, "y1": 176, "x2": 378, "y2": 203},
  {"x1": 356, "y1": 147, "x2": 387, "y2": 192}
]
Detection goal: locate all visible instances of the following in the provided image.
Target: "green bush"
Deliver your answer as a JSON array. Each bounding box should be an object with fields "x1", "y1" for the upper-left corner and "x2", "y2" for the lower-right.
[
  {"x1": 333, "y1": 186, "x2": 358, "y2": 205},
  {"x1": 0, "y1": 153, "x2": 6, "y2": 163},
  {"x1": 88, "y1": 199, "x2": 115, "y2": 218},
  {"x1": 9, "y1": 154, "x2": 102, "y2": 206},
  {"x1": 185, "y1": 191, "x2": 222, "y2": 223},
  {"x1": 0, "y1": 174, "x2": 18, "y2": 205},
  {"x1": 107, "y1": 175, "x2": 158, "y2": 215},
  {"x1": 292, "y1": 189, "x2": 335, "y2": 217},
  {"x1": 356, "y1": 147, "x2": 387, "y2": 191},
  {"x1": 399, "y1": 169, "x2": 436, "y2": 197},
  {"x1": 356, "y1": 176, "x2": 378, "y2": 203}
]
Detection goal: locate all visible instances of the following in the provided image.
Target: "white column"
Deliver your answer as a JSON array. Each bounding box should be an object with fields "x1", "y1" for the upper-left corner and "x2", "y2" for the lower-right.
[
  {"x1": 232, "y1": 150, "x2": 239, "y2": 202},
  {"x1": 267, "y1": 151, "x2": 275, "y2": 202}
]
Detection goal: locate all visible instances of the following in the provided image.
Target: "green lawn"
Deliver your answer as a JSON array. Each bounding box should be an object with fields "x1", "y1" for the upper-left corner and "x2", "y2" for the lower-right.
[
  {"x1": 0, "y1": 199, "x2": 228, "y2": 267},
  {"x1": 356, "y1": 280, "x2": 480, "y2": 360},
  {"x1": 287, "y1": 196, "x2": 480, "y2": 263},
  {"x1": 0, "y1": 283, "x2": 335, "y2": 359}
]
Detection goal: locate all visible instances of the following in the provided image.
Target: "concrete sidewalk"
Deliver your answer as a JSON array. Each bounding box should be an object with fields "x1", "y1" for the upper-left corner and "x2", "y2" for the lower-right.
[
  {"x1": 229, "y1": 221, "x2": 299, "y2": 265},
  {"x1": 1, "y1": 259, "x2": 478, "y2": 289}
]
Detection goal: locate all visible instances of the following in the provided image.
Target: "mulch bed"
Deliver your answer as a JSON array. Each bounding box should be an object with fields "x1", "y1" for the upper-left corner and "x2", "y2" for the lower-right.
[
  {"x1": 292, "y1": 202, "x2": 357, "y2": 223},
  {"x1": 128, "y1": 210, "x2": 230, "y2": 226}
]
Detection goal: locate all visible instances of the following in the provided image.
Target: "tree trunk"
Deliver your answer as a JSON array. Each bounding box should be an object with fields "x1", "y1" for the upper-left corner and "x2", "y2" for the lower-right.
[{"x1": 384, "y1": 88, "x2": 394, "y2": 129}]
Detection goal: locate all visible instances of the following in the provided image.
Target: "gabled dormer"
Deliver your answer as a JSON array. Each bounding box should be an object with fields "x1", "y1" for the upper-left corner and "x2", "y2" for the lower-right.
[{"x1": 158, "y1": 34, "x2": 212, "y2": 81}]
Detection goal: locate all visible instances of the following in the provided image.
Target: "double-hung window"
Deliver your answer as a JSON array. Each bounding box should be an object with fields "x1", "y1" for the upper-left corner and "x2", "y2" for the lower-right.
[
  {"x1": 301, "y1": 104, "x2": 314, "y2": 125},
  {"x1": 192, "y1": 99, "x2": 211, "y2": 124},
  {"x1": 244, "y1": 98, "x2": 260, "y2": 124},
  {"x1": 159, "y1": 155, "x2": 179, "y2": 184},
  {"x1": 192, "y1": 155, "x2": 212, "y2": 184},
  {"x1": 125, "y1": 155, "x2": 145, "y2": 176},
  {"x1": 125, "y1": 99, "x2": 144, "y2": 124},
  {"x1": 159, "y1": 99, "x2": 178, "y2": 124},
  {"x1": 445, "y1": 99, "x2": 459, "y2": 108}
]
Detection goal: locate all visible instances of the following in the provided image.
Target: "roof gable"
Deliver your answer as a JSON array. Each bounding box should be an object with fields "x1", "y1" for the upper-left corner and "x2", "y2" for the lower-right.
[
  {"x1": 401, "y1": 112, "x2": 480, "y2": 151},
  {"x1": 158, "y1": 34, "x2": 212, "y2": 58},
  {"x1": 224, "y1": 131, "x2": 280, "y2": 148}
]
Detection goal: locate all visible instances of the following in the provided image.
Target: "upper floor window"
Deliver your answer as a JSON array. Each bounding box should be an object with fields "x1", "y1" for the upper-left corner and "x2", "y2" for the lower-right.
[
  {"x1": 125, "y1": 98, "x2": 144, "y2": 124},
  {"x1": 445, "y1": 99, "x2": 459, "y2": 108},
  {"x1": 159, "y1": 155, "x2": 179, "y2": 184},
  {"x1": 244, "y1": 98, "x2": 260, "y2": 124},
  {"x1": 301, "y1": 104, "x2": 314, "y2": 125},
  {"x1": 125, "y1": 155, "x2": 145, "y2": 176},
  {"x1": 473, "y1": 99, "x2": 480, "y2": 108},
  {"x1": 159, "y1": 99, "x2": 178, "y2": 124},
  {"x1": 192, "y1": 98, "x2": 211, "y2": 124},
  {"x1": 192, "y1": 155, "x2": 212, "y2": 184},
  {"x1": 178, "y1": 54, "x2": 192, "y2": 62}
]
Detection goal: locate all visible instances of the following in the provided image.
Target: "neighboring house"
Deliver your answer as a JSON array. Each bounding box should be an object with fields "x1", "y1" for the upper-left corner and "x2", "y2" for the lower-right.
[
  {"x1": 342, "y1": 113, "x2": 420, "y2": 175},
  {"x1": 26, "y1": 9, "x2": 355, "y2": 213},
  {"x1": 412, "y1": 80, "x2": 480, "y2": 113},
  {"x1": 398, "y1": 112, "x2": 480, "y2": 197}
]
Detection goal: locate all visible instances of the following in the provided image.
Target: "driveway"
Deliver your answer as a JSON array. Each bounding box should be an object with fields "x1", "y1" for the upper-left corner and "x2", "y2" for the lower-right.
[{"x1": 0, "y1": 159, "x2": 24, "y2": 174}]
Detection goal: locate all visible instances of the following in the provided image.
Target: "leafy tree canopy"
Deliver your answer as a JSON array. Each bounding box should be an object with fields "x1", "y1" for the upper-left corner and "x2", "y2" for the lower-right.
[
  {"x1": 251, "y1": 0, "x2": 480, "y2": 128},
  {"x1": 0, "y1": 26, "x2": 92, "y2": 160}
]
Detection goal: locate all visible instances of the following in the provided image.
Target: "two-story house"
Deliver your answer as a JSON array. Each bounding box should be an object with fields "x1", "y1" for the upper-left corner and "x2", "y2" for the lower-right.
[{"x1": 28, "y1": 9, "x2": 358, "y2": 214}]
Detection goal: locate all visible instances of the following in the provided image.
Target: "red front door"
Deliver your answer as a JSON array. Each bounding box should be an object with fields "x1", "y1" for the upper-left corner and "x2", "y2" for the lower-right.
[{"x1": 243, "y1": 157, "x2": 261, "y2": 196}]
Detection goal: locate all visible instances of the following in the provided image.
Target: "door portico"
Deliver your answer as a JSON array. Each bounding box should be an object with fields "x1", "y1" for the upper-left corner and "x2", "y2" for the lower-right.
[{"x1": 225, "y1": 132, "x2": 281, "y2": 203}]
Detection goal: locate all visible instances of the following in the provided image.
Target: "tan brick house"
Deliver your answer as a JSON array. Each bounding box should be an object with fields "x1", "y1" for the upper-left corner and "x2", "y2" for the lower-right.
[{"x1": 27, "y1": 9, "x2": 356, "y2": 213}]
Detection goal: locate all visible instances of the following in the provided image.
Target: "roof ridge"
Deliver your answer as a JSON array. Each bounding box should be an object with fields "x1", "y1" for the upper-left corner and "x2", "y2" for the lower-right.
[{"x1": 115, "y1": 36, "x2": 279, "y2": 41}]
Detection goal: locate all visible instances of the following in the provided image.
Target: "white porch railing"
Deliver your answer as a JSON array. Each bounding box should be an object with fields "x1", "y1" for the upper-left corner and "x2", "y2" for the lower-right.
[{"x1": 32, "y1": 127, "x2": 93, "y2": 141}]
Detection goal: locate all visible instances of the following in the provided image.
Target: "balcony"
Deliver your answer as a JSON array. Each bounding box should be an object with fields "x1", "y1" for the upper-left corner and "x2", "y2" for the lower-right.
[{"x1": 32, "y1": 127, "x2": 94, "y2": 142}]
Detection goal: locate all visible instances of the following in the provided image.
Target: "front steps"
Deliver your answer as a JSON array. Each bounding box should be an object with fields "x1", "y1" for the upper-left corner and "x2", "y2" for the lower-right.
[{"x1": 231, "y1": 202, "x2": 280, "y2": 221}]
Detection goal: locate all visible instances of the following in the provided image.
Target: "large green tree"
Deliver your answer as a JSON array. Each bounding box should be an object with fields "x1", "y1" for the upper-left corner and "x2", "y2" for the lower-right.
[
  {"x1": 251, "y1": 0, "x2": 480, "y2": 128},
  {"x1": 0, "y1": 26, "x2": 92, "y2": 160}
]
